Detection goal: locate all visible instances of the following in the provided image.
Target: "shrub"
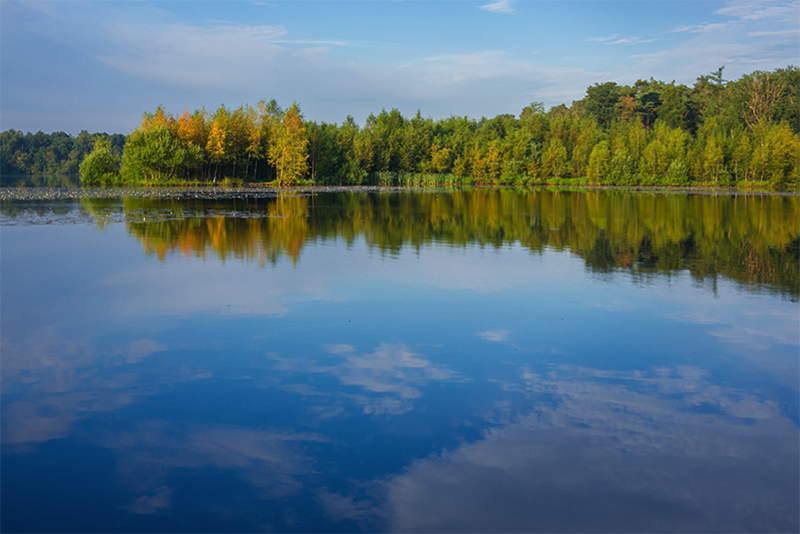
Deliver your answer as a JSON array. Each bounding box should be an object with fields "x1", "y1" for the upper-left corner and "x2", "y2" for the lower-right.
[{"x1": 79, "y1": 141, "x2": 119, "y2": 185}]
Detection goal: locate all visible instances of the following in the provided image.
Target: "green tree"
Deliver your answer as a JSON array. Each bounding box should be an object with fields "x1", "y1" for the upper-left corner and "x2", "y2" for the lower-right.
[
  {"x1": 586, "y1": 141, "x2": 611, "y2": 184},
  {"x1": 542, "y1": 138, "x2": 568, "y2": 179},
  {"x1": 658, "y1": 82, "x2": 689, "y2": 129},
  {"x1": 121, "y1": 124, "x2": 197, "y2": 182},
  {"x1": 749, "y1": 123, "x2": 799, "y2": 186},
  {"x1": 571, "y1": 118, "x2": 603, "y2": 178},
  {"x1": 584, "y1": 82, "x2": 620, "y2": 128},
  {"x1": 519, "y1": 102, "x2": 550, "y2": 143},
  {"x1": 79, "y1": 139, "x2": 119, "y2": 185}
]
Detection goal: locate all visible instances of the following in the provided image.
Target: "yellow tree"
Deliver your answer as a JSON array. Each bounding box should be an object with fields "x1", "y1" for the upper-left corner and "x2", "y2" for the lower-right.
[
  {"x1": 245, "y1": 106, "x2": 262, "y2": 181},
  {"x1": 177, "y1": 110, "x2": 194, "y2": 145},
  {"x1": 140, "y1": 105, "x2": 175, "y2": 131},
  {"x1": 485, "y1": 142, "x2": 502, "y2": 183},
  {"x1": 206, "y1": 120, "x2": 226, "y2": 182},
  {"x1": 268, "y1": 103, "x2": 308, "y2": 186},
  {"x1": 228, "y1": 106, "x2": 251, "y2": 179},
  {"x1": 177, "y1": 109, "x2": 208, "y2": 147},
  {"x1": 542, "y1": 138, "x2": 568, "y2": 179},
  {"x1": 430, "y1": 144, "x2": 452, "y2": 173}
]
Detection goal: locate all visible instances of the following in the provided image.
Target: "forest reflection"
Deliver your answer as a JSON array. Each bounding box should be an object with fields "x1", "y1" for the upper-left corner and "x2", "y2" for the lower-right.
[{"x1": 89, "y1": 189, "x2": 798, "y2": 296}]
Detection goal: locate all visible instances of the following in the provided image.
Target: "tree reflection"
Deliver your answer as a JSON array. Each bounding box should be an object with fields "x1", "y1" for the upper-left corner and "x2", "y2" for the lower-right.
[
  {"x1": 123, "y1": 193, "x2": 309, "y2": 265},
  {"x1": 111, "y1": 189, "x2": 799, "y2": 296}
]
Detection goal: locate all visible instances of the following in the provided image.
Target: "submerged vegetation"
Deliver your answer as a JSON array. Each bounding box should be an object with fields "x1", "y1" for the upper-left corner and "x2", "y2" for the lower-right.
[{"x1": 2, "y1": 66, "x2": 798, "y2": 188}]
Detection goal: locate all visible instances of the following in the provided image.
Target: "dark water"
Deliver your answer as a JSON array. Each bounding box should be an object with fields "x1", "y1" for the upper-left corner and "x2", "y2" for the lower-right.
[{"x1": 2, "y1": 188, "x2": 798, "y2": 533}]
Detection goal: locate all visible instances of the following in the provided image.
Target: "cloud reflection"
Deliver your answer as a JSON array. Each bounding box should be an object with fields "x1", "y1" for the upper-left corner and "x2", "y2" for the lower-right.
[
  {"x1": 271, "y1": 343, "x2": 457, "y2": 416},
  {"x1": 478, "y1": 330, "x2": 509, "y2": 342},
  {"x1": 100, "y1": 423, "x2": 326, "y2": 514},
  {"x1": 380, "y1": 365, "x2": 799, "y2": 532},
  {"x1": 1, "y1": 330, "x2": 164, "y2": 445}
]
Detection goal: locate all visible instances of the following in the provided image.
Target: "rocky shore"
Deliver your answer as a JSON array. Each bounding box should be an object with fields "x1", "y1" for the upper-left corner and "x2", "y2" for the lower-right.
[{"x1": 1, "y1": 184, "x2": 795, "y2": 202}]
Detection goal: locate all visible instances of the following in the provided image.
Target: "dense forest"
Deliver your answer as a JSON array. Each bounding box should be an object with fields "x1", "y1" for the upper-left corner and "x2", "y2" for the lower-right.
[
  {"x1": 0, "y1": 130, "x2": 124, "y2": 178},
  {"x1": 2, "y1": 66, "x2": 798, "y2": 188}
]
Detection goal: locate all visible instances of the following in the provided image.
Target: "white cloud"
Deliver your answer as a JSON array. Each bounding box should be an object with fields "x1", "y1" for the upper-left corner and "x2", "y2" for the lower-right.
[
  {"x1": 627, "y1": 39, "x2": 795, "y2": 83},
  {"x1": 0, "y1": 1, "x2": 613, "y2": 129},
  {"x1": 273, "y1": 39, "x2": 353, "y2": 47},
  {"x1": 479, "y1": 0, "x2": 515, "y2": 14},
  {"x1": 714, "y1": 0, "x2": 799, "y2": 21},
  {"x1": 748, "y1": 29, "x2": 800, "y2": 37},
  {"x1": 331, "y1": 343, "x2": 456, "y2": 403},
  {"x1": 404, "y1": 50, "x2": 592, "y2": 105},
  {"x1": 6, "y1": 0, "x2": 797, "y2": 140},
  {"x1": 326, "y1": 344, "x2": 356, "y2": 355},
  {"x1": 708, "y1": 325, "x2": 799, "y2": 350},
  {"x1": 613, "y1": 37, "x2": 656, "y2": 45},
  {"x1": 269, "y1": 342, "x2": 458, "y2": 416},
  {"x1": 116, "y1": 339, "x2": 168, "y2": 364},
  {"x1": 586, "y1": 34, "x2": 620, "y2": 42},
  {"x1": 672, "y1": 22, "x2": 732, "y2": 33},
  {"x1": 95, "y1": 22, "x2": 291, "y2": 88},
  {"x1": 588, "y1": 34, "x2": 657, "y2": 45},
  {"x1": 478, "y1": 330, "x2": 509, "y2": 342}
]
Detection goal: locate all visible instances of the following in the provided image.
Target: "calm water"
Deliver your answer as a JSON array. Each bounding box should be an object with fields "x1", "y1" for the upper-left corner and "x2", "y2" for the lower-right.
[{"x1": 2, "y1": 188, "x2": 798, "y2": 533}]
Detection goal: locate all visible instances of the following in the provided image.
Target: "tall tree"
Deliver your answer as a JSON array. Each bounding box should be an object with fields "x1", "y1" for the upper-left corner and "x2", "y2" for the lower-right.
[
  {"x1": 584, "y1": 82, "x2": 620, "y2": 128},
  {"x1": 268, "y1": 102, "x2": 309, "y2": 187}
]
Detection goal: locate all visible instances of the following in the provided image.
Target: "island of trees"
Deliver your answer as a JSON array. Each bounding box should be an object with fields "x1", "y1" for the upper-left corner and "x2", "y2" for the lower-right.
[{"x1": 1, "y1": 66, "x2": 797, "y2": 188}]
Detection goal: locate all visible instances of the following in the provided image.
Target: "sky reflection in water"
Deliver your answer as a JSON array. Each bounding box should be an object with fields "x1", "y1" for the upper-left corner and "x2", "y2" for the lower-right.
[{"x1": 1, "y1": 190, "x2": 798, "y2": 532}]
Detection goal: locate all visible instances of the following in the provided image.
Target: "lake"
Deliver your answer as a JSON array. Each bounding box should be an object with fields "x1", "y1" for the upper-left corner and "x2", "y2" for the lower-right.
[{"x1": 1, "y1": 187, "x2": 798, "y2": 532}]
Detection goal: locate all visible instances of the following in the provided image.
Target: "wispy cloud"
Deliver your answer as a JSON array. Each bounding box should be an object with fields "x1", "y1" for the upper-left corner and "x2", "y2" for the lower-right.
[
  {"x1": 586, "y1": 34, "x2": 620, "y2": 42},
  {"x1": 587, "y1": 34, "x2": 655, "y2": 45},
  {"x1": 714, "y1": 0, "x2": 799, "y2": 21},
  {"x1": 672, "y1": 22, "x2": 731, "y2": 33},
  {"x1": 612, "y1": 37, "x2": 657, "y2": 45},
  {"x1": 94, "y1": 22, "x2": 292, "y2": 88},
  {"x1": 709, "y1": 325, "x2": 798, "y2": 350},
  {"x1": 479, "y1": 0, "x2": 515, "y2": 14},
  {"x1": 747, "y1": 29, "x2": 799, "y2": 37},
  {"x1": 267, "y1": 342, "x2": 458, "y2": 415},
  {"x1": 273, "y1": 39, "x2": 354, "y2": 47}
]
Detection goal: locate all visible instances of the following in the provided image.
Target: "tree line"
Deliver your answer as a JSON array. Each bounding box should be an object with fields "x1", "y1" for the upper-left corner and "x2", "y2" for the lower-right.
[
  {"x1": 2, "y1": 66, "x2": 798, "y2": 188},
  {"x1": 0, "y1": 130, "x2": 124, "y2": 179}
]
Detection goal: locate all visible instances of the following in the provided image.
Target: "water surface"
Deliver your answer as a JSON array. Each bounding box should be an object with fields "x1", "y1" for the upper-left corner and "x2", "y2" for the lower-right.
[{"x1": 2, "y1": 188, "x2": 798, "y2": 532}]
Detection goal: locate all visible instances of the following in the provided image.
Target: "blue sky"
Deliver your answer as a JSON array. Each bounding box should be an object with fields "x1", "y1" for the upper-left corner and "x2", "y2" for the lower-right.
[{"x1": 1, "y1": 0, "x2": 798, "y2": 134}]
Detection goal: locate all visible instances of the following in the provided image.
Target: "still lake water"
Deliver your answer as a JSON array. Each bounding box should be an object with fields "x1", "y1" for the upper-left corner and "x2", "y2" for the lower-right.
[{"x1": 2, "y1": 188, "x2": 798, "y2": 532}]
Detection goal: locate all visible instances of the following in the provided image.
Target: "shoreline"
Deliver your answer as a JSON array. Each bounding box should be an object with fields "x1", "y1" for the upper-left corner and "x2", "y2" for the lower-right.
[{"x1": 1, "y1": 183, "x2": 797, "y2": 201}]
